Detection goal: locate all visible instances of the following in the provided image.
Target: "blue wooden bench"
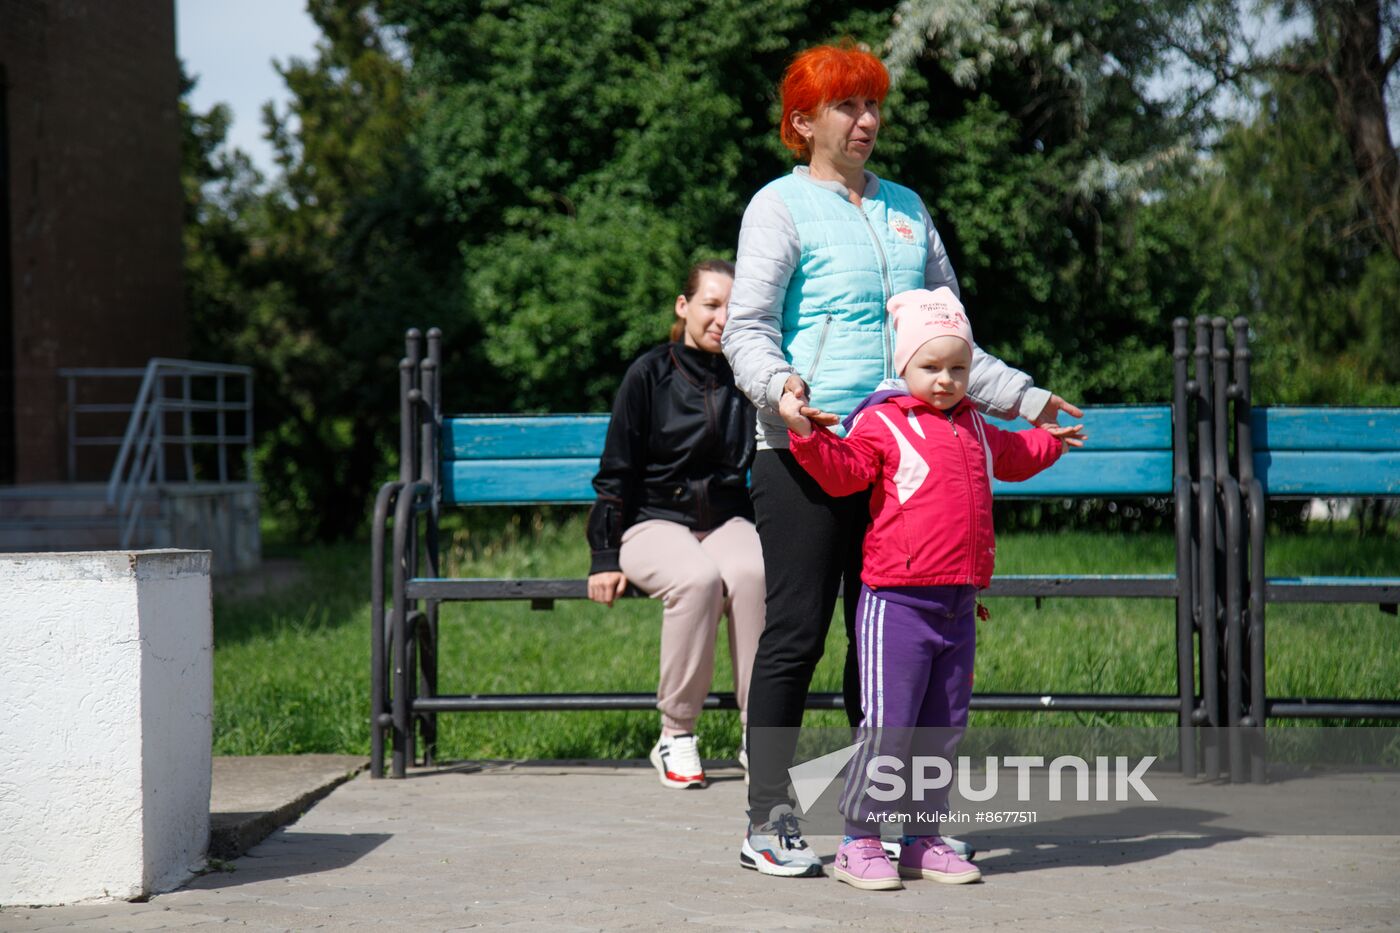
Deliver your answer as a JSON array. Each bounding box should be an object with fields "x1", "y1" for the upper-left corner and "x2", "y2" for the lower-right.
[
  {"x1": 369, "y1": 328, "x2": 1200, "y2": 778},
  {"x1": 368, "y1": 319, "x2": 1399, "y2": 780},
  {"x1": 1246, "y1": 407, "x2": 1400, "y2": 727},
  {"x1": 1249, "y1": 406, "x2": 1400, "y2": 616}
]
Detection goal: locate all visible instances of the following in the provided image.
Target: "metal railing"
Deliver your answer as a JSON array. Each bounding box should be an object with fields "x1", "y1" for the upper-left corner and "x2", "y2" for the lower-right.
[
  {"x1": 61, "y1": 366, "x2": 147, "y2": 482},
  {"x1": 59, "y1": 359, "x2": 254, "y2": 548}
]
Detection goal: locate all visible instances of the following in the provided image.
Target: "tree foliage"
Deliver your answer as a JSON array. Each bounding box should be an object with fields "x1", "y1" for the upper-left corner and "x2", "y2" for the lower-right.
[
  {"x1": 184, "y1": 0, "x2": 459, "y2": 540},
  {"x1": 874, "y1": 0, "x2": 1213, "y2": 400},
  {"x1": 1161, "y1": 0, "x2": 1399, "y2": 261},
  {"x1": 181, "y1": 0, "x2": 1398, "y2": 539},
  {"x1": 381, "y1": 0, "x2": 839, "y2": 408},
  {"x1": 1159, "y1": 69, "x2": 1400, "y2": 403},
  {"x1": 883, "y1": 0, "x2": 1398, "y2": 403},
  {"x1": 1133, "y1": 0, "x2": 1400, "y2": 402}
]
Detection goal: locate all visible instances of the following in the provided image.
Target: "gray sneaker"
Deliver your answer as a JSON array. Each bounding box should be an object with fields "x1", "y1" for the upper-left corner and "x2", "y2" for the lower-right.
[{"x1": 739, "y1": 805, "x2": 823, "y2": 877}]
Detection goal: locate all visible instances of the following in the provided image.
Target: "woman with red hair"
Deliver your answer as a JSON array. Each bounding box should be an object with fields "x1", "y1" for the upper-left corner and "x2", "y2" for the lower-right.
[{"x1": 722, "y1": 40, "x2": 1082, "y2": 884}]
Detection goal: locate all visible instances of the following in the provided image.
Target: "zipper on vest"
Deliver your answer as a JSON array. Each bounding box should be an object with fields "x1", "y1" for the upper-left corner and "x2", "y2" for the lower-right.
[
  {"x1": 946, "y1": 412, "x2": 958, "y2": 436},
  {"x1": 804, "y1": 311, "x2": 834, "y2": 384},
  {"x1": 857, "y1": 207, "x2": 896, "y2": 379}
]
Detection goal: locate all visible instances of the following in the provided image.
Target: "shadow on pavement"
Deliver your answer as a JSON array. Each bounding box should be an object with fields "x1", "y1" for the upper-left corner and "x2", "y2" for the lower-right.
[
  {"x1": 186, "y1": 832, "x2": 392, "y2": 889},
  {"x1": 970, "y1": 805, "x2": 1247, "y2": 873}
]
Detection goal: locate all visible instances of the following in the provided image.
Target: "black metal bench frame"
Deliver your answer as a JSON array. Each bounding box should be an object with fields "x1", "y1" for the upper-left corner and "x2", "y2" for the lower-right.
[{"x1": 1189, "y1": 316, "x2": 1400, "y2": 781}]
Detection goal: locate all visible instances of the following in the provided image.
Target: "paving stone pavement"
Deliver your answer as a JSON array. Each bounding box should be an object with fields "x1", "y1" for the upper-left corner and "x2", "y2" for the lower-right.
[{"x1": 3, "y1": 762, "x2": 1397, "y2": 932}]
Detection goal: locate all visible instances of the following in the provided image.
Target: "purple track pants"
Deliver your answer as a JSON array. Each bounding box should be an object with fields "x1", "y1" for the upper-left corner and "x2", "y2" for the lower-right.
[{"x1": 840, "y1": 583, "x2": 977, "y2": 837}]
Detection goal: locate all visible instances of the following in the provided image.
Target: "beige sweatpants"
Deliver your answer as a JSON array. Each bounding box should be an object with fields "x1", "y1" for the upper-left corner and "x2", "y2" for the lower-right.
[{"x1": 619, "y1": 517, "x2": 765, "y2": 734}]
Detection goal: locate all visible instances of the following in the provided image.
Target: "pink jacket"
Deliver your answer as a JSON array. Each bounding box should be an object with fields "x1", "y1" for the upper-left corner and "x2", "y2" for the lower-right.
[{"x1": 789, "y1": 393, "x2": 1063, "y2": 588}]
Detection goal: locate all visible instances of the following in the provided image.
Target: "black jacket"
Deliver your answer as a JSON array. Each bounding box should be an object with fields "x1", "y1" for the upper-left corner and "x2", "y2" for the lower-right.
[{"x1": 587, "y1": 342, "x2": 757, "y2": 574}]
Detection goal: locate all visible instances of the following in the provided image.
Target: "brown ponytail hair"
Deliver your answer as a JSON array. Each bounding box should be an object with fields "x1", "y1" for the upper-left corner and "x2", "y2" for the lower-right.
[{"x1": 670, "y1": 259, "x2": 736, "y2": 342}]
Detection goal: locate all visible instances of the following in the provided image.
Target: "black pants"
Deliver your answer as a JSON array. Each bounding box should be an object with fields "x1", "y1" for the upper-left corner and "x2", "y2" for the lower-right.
[{"x1": 746, "y1": 448, "x2": 868, "y2": 825}]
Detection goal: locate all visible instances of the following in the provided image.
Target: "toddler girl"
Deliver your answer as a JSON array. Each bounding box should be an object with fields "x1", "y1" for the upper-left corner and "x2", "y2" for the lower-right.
[{"x1": 778, "y1": 286, "x2": 1083, "y2": 890}]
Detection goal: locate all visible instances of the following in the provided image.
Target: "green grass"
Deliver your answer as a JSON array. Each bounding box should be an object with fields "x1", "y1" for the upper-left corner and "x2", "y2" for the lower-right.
[{"x1": 212, "y1": 513, "x2": 1400, "y2": 759}]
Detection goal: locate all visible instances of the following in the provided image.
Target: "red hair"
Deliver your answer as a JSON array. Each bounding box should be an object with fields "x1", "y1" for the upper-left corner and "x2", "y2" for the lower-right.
[{"x1": 779, "y1": 40, "x2": 890, "y2": 161}]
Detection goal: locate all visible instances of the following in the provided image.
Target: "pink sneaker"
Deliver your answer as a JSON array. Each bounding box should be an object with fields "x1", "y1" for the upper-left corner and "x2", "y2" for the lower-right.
[
  {"x1": 833, "y1": 837, "x2": 903, "y2": 891},
  {"x1": 898, "y1": 835, "x2": 982, "y2": 884}
]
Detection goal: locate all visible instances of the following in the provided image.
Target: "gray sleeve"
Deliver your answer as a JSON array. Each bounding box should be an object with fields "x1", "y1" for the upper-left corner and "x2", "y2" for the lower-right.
[
  {"x1": 918, "y1": 201, "x2": 1050, "y2": 422},
  {"x1": 722, "y1": 187, "x2": 800, "y2": 414},
  {"x1": 921, "y1": 202, "x2": 960, "y2": 300}
]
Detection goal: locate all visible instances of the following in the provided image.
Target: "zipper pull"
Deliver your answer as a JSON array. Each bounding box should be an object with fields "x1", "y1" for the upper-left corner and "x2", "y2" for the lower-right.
[{"x1": 947, "y1": 413, "x2": 958, "y2": 436}]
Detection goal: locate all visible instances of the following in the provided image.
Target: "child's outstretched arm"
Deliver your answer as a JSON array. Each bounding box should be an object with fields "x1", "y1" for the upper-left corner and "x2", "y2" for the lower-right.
[
  {"x1": 985, "y1": 417, "x2": 1083, "y2": 482},
  {"x1": 784, "y1": 402, "x2": 884, "y2": 497}
]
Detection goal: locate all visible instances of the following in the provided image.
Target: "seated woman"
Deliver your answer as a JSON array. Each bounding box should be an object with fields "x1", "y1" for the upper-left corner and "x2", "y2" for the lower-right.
[{"x1": 586, "y1": 259, "x2": 763, "y2": 789}]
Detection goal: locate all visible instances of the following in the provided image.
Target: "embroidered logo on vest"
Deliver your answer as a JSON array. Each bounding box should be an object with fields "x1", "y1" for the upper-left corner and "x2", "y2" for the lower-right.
[{"x1": 889, "y1": 212, "x2": 917, "y2": 245}]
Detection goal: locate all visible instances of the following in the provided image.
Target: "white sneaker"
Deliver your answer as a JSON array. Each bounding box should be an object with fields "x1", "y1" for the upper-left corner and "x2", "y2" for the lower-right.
[
  {"x1": 943, "y1": 835, "x2": 976, "y2": 861},
  {"x1": 650, "y1": 733, "x2": 706, "y2": 789}
]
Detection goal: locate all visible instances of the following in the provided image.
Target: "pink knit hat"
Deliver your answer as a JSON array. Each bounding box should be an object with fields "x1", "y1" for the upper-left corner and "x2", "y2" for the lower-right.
[{"x1": 889, "y1": 287, "x2": 974, "y2": 375}]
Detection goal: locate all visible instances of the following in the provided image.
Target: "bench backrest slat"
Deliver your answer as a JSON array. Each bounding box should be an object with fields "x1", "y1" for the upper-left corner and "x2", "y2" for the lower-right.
[
  {"x1": 439, "y1": 405, "x2": 1175, "y2": 505},
  {"x1": 1252, "y1": 408, "x2": 1400, "y2": 452},
  {"x1": 994, "y1": 405, "x2": 1173, "y2": 451},
  {"x1": 1250, "y1": 408, "x2": 1400, "y2": 496},
  {"x1": 444, "y1": 415, "x2": 610, "y2": 460},
  {"x1": 994, "y1": 451, "x2": 1172, "y2": 497},
  {"x1": 1252, "y1": 452, "x2": 1400, "y2": 496},
  {"x1": 442, "y1": 451, "x2": 1176, "y2": 503},
  {"x1": 445, "y1": 458, "x2": 598, "y2": 504}
]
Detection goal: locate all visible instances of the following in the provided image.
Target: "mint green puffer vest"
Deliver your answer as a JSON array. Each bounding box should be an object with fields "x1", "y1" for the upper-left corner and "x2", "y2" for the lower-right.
[{"x1": 771, "y1": 172, "x2": 931, "y2": 418}]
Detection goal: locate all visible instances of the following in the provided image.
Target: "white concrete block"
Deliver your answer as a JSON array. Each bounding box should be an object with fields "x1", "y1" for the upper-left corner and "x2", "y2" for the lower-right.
[{"x1": 0, "y1": 550, "x2": 212, "y2": 905}]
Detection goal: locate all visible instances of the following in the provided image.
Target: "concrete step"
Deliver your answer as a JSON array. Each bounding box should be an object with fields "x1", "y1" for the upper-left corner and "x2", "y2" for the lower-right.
[
  {"x1": 0, "y1": 524, "x2": 136, "y2": 551},
  {"x1": 0, "y1": 482, "x2": 260, "y2": 572},
  {"x1": 209, "y1": 756, "x2": 368, "y2": 860},
  {"x1": 0, "y1": 484, "x2": 166, "y2": 549},
  {"x1": 0, "y1": 484, "x2": 161, "y2": 519}
]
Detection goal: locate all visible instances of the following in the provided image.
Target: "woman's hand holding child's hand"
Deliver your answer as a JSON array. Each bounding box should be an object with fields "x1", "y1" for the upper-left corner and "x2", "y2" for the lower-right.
[
  {"x1": 779, "y1": 390, "x2": 815, "y2": 437},
  {"x1": 781, "y1": 374, "x2": 839, "y2": 431},
  {"x1": 1041, "y1": 422, "x2": 1087, "y2": 451}
]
